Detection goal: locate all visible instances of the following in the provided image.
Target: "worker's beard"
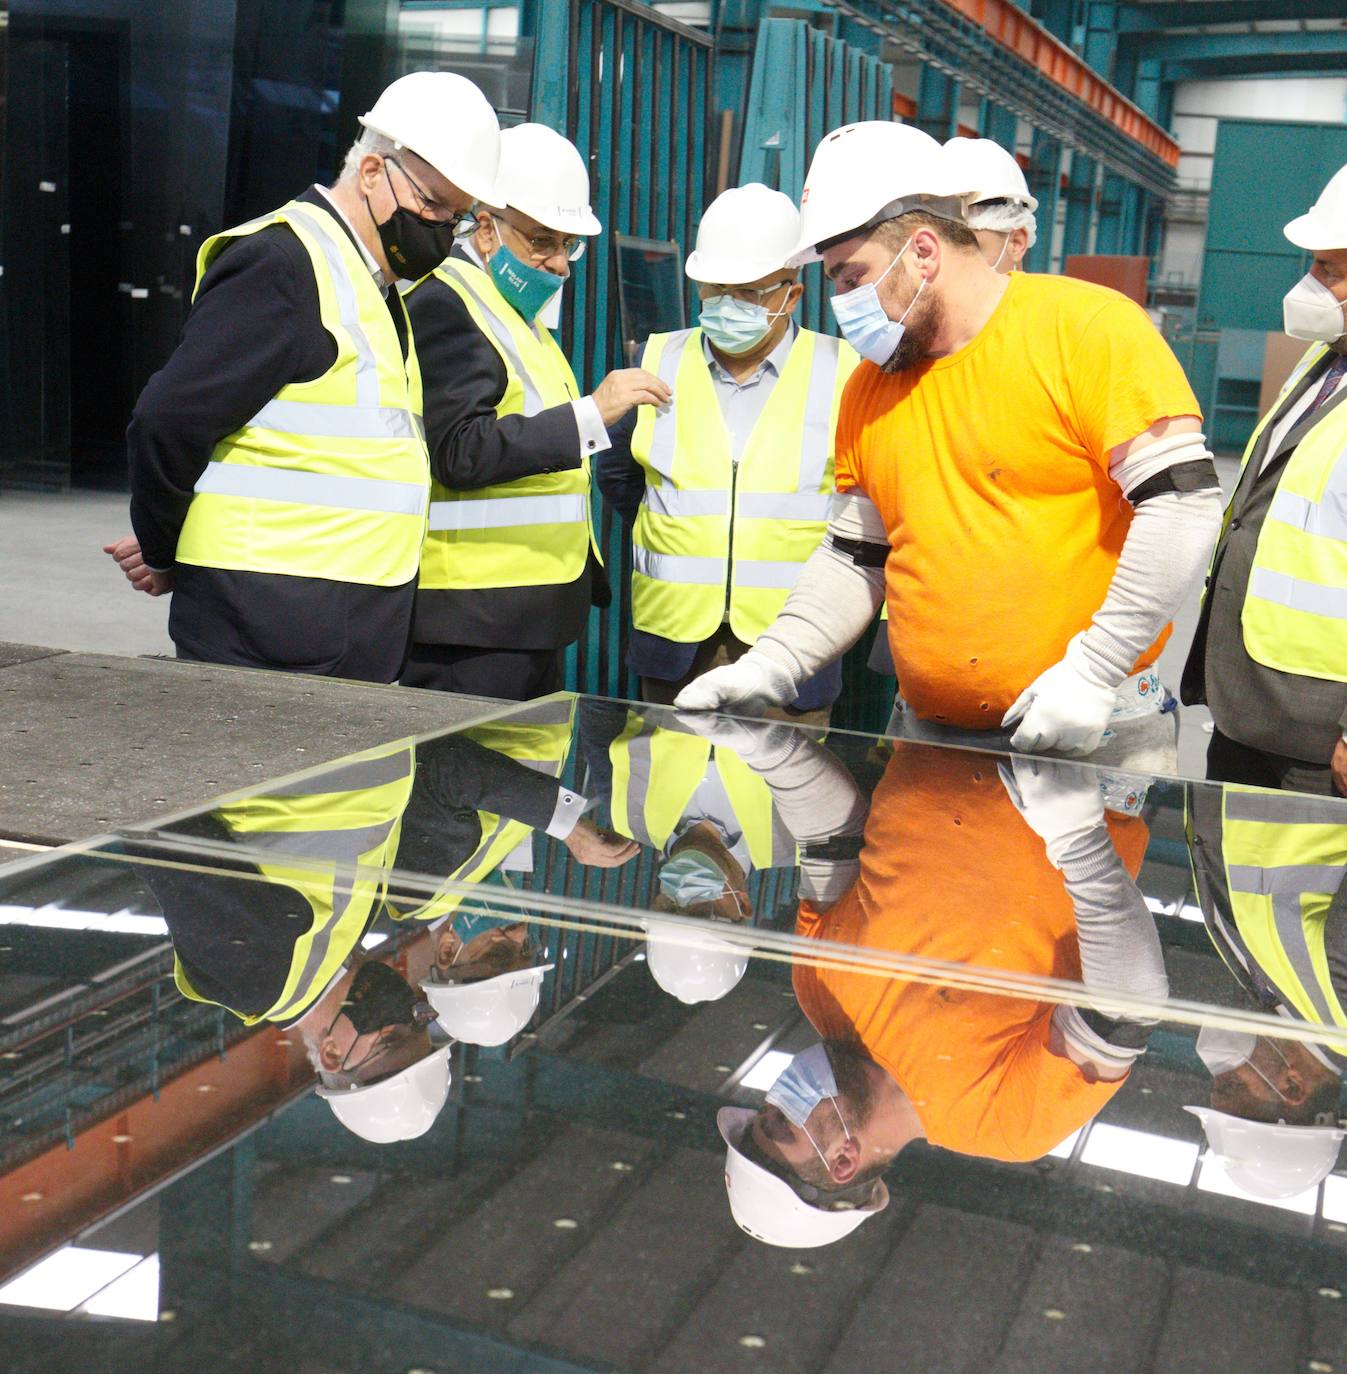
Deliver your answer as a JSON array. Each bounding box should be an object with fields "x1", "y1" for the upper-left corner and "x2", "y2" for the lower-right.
[{"x1": 880, "y1": 291, "x2": 943, "y2": 374}]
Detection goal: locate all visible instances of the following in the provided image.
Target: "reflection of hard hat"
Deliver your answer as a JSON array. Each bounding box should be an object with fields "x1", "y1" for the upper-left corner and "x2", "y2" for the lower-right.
[
  {"x1": 495, "y1": 122, "x2": 601, "y2": 236},
  {"x1": 685, "y1": 184, "x2": 800, "y2": 285},
  {"x1": 1285, "y1": 163, "x2": 1347, "y2": 251},
  {"x1": 359, "y1": 72, "x2": 501, "y2": 204},
  {"x1": 316, "y1": 1043, "x2": 452, "y2": 1143},
  {"x1": 789, "y1": 121, "x2": 962, "y2": 266},
  {"x1": 942, "y1": 136, "x2": 1037, "y2": 213},
  {"x1": 1185, "y1": 1106, "x2": 1346, "y2": 1199},
  {"x1": 421, "y1": 965, "x2": 553, "y2": 1047},
  {"x1": 643, "y1": 925, "x2": 748, "y2": 1005},
  {"x1": 717, "y1": 1107, "x2": 888, "y2": 1248}
]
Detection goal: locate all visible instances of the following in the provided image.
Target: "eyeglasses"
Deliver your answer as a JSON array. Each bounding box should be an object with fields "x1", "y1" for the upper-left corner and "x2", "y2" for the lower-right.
[
  {"x1": 386, "y1": 157, "x2": 479, "y2": 239},
  {"x1": 703, "y1": 280, "x2": 795, "y2": 306},
  {"x1": 497, "y1": 212, "x2": 587, "y2": 263}
]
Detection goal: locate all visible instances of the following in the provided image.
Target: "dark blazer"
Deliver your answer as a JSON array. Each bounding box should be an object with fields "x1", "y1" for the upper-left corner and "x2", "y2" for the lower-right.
[
  {"x1": 128, "y1": 186, "x2": 416, "y2": 684},
  {"x1": 404, "y1": 249, "x2": 608, "y2": 652},
  {"x1": 1182, "y1": 352, "x2": 1347, "y2": 764}
]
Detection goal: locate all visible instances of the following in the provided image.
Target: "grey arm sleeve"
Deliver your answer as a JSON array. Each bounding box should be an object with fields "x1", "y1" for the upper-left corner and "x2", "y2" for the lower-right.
[
  {"x1": 1049, "y1": 823, "x2": 1169, "y2": 1066},
  {"x1": 1076, "y1": 485, "x2": 1224, "y2": 685},
  {"x1": 754, "y1": 492, "x2": 888, "y2": 687}
]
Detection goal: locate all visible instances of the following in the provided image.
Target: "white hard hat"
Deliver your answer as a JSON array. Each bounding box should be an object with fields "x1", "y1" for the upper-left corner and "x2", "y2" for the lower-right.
[
  {"x1": 495, "y1": 122, "x2": 601, "y2": 236},
  {"x1": 789, "y1": 121, "x2": 965, "y2": 266},
  {"x1": 359, "y1": 71, "x2": 501, "y2": 206},
  {"x1": 316, "y1": 1043, "x2": 452, "y2": 1144},
  {"x1": 642, "y1": 925, "x2": 748, "y2": 1005},
  {"x1": 1185, "y1": 1106, "x2": 1346, "y2": 1199},
  {"x1": 420, "y1": 965, "x2": 553, "y2": 1047},
  {"x1": 717, "y1": 1107, "x2": 888, "y2": 1248},
  {"x1": 943, "y1": 136, "x2": 1038, "y2": 214},
  {"x1": 685, "y1": 184, "x2": 800, "y2": 285},
  {"x1": 1285, "y1": 163, "x2": 1347, "y2": 250}
]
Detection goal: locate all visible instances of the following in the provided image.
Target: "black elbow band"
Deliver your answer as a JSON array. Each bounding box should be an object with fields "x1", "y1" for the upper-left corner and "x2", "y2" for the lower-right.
[
  {"x1": 1078, "y1": 1007, "x2": 1154, "y2": 1050},
  {"x1": 802, "y1": 834, "x2": 866, "y2": 861},
  {"x1": 1127, "y1": 458, "x2": 1220, "y2": 506},
  {"x1": 828, "y1": 535, "x2": 889, "y2": 568}
]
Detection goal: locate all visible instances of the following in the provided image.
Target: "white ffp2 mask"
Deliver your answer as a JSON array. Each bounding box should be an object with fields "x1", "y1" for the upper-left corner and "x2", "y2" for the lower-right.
[{"x1": 1283, "y1": 272, "x2": 1347, "y2": 343}]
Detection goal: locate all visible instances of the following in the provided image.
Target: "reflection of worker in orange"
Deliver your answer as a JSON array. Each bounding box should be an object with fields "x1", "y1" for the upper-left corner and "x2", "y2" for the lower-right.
[{"x1": 721, "y1": 729, "x2": 1169, "y2": 1204}]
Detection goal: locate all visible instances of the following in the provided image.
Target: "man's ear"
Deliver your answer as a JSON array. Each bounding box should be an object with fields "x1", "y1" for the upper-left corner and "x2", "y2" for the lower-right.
[
  {"x1": 828, "y1": 1135, "x2": 863, "y2": 1184},
  {"x1": 318, "y1": 1035, "x2": 345, "y2": 1072}
]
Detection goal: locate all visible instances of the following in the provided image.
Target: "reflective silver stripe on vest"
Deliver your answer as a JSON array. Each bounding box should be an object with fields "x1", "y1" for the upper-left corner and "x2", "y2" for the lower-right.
[
  {"x1": 1248, "y1": 567, "x2": 1347, "y2": 619},
  {"x1": 1229, "y1": 862, "x2": 1340, "y2": 1023},
  {"x1": 643, "y1": 485, "x2": 728, "y2": 519},
  {"x1": 428, "y1": 493, "x2": 588, "y2": 532},
  {"x1": 266, "y1": 751, "x2": 413, "y2": 798},
  {"x1": 237, "y1": 822, "x2": 400, "y2": 865},
  {"x1": 1224, "y1": 791, "x2": 1345, "y2": 825},
  {"x1": 732, "y1": 559, "x2": 808, "y2": 589},
  {"x1": 620, "y1": 725, "x2": 659, "y2": 849},
  {"x1": 249, "y1": 397, "x2": 424, "y2": 442},
  {"x1": 797, "y1": 335, "x2": 840, "y2": 496},
  {"x1": 448, "y1": 266, "x2": 550, "y2": 416},
  {"x1": 632, "y1": 546, "x2": 723, "y2": 585},
  {"x1": 737, "y1": 492, "x2": 833, "y2": 521},
  {"x1": 645, "y1": 329, "x2": 695, "y2": 479},
  {"x1": 194, "y1": 462, "x2": 428, "y2": 516}
]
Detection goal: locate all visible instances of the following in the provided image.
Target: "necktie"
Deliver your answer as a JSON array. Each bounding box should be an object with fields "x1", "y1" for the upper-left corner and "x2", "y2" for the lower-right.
[{"x1": 1307, "y1": 354, "x2": 1347, "y2": 415}]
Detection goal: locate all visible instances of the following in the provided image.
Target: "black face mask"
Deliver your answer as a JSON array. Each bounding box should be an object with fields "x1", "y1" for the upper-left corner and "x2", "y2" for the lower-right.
[
  {"x1": 340, "y1": 959, "x2": 420, "y2": 1035},
  {"x1": 367, "y1": 166, "x2": 458, "y2": 280}
]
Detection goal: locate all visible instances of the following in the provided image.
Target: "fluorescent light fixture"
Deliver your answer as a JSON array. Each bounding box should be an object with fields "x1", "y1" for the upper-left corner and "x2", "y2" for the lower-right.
[
  {"x1": 1047, "y1": 1129, "x2": 1081, "y2": 1160},
  {"x1": 1196, "y1": 1156, "x2": 1318, "y2": 1215},
  {"x1": 0, "y1": 1246, "x2": 141, "y2": 1313},
  {"x1": 1079, "y1": 1124, "x2": 1199, "y2": 1185},
  {"x1": 1319, "y1": 1174, "x2": 1347, "y2": 1222},
  {"x1": 79, "y1": 1254, "x2": 160, "y2": 1322},
  {"x1": 0, "y1": 904, "x2": 167, "y2": 937},
  {"x1": 739, "y1": 1049, "x2": 792, "y2": 1092},
  {"x1": 360, "y1": 932, "x2": 388, "y2": 949}
]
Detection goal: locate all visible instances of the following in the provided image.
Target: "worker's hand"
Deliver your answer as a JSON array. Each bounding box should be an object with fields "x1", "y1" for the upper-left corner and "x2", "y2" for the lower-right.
[
  {"x1": 590, "y1": 368, "x2": 673, "y2": 426},
  {"x1": 1002, "y1": 634, "x2": 1117, "y2": 757},
  {"x1": 103, "y1": 536, "x2": 174, "y2": 596},
  {"x1": 1333, "y1": 737, "x2": 1347, "y2": 798},
  {"x1": 673, "y1": 650, "x2": 797, "y2": 716},
  {"x1": 562, "y1": 817, "x2": 640, "y2": 868},
  {"x1": 998, "y1": 756, "x2": 1106, "y2": 869},
  {"x1": 673, "y1": 711, "x2": 801, "y2": 770}
]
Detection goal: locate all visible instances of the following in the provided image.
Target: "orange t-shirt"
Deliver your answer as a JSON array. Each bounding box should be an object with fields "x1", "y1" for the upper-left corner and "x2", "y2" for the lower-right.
[
  {"x1": 793, "y1": 744, "x2": 1147, "y2": 1162},
  {"x1": 834, "y1": 272, "x2": 1201, "y2": 728}
]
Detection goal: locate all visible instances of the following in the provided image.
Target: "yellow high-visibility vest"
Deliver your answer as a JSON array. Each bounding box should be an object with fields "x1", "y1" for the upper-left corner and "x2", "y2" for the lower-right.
[
  {"x1": 385, "y1": 698, "x2": 577, "y2": 923},
  {"x1": 1220, "y1": 784, "x2": 1347, "y2": 1035},
  {"x1": 629, "y1": 326, "x2": 858, "y2": 644},
  {"x1": 1226, "y1": 342, "x2": 1347, "y2": 680},
  {"x1": 608, "y1": 711, "x2": 795, "y2": 867},
  {"x1": 174, "y1": 741, "x2": 417, "y2": 1024},
  {"x1": 176, "y1": 199, "x2": 428, "y2": 586},
  {"x1": 412, "y1": 259, "x2": 596, "y2": 592}
]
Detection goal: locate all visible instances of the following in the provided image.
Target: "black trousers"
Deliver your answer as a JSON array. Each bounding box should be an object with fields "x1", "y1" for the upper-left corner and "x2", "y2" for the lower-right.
[
  {"x1": 401, "y1": 643, "x2": 563, "y2": 700},
  {"x1": 1206, "y1": 727, "x2": 1336, "y2": 797}
]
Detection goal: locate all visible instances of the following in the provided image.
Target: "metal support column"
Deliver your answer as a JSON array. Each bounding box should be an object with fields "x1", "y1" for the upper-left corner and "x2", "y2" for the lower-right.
[
  {"x1": 1096, "y1": 170, "x2": 1125, "y2": 253},
  {"x1": 1062, "y1": 150, "x2": 1097, "y2": 259},
  {"x1": 1026, "y1": 127, "x2": 1063, "y2": 272},
  {"x1": 916, "y1": 63, "x2": 960, "y2": 142},
  {"x1": 978, "y1": 98, "x2": 1018, "y2": 152}
]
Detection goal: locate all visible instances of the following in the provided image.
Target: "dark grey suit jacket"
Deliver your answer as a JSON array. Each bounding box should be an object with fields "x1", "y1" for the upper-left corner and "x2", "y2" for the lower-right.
[{"x1": 1182, "y1": 351, "x2": 1347, "y2": 764}]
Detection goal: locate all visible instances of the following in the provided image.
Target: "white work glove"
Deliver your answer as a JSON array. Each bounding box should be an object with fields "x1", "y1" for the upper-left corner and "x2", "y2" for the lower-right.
[
  {"x1": 1001, "y1": 633, "x2": 1119, "y2": 756},
  {"x1": 997, "y1": 756, "x2": 1105, "y2": 869},
  {"x1": 672, "y1": 649, "x2": 796, "y2": 716},
  {"x1": 672, "y1": 711, "x2": 801, "y2": 770}
]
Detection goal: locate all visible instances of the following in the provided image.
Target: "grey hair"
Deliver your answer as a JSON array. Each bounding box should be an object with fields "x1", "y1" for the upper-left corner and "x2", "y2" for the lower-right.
[{"x1": 338, "y1": 128, "x2": 400, "y2": 185}]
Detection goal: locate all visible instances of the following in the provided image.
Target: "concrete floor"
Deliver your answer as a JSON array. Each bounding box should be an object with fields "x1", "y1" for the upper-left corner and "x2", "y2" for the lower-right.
[{"x1": 0, "y1": 477, "x2": 1231, "y2": 776}]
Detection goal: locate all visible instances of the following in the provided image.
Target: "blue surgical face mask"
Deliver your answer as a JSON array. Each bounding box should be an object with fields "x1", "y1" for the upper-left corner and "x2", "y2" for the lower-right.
[
  {"x1": 828, "y1": 236, "x2": 925, "y2": 366},
  {"x1": 765, "y1": 1042, "x2": 851, "y2": 1170},
  {"x1": 658, "y1": 851, "x2": 728, "y2": 908},
  {"x1": 489, "y1": 220, "x2": 564, "y2": 323},
  {"x1": 698, "y1": 294, "x2": 788, "y2": 356}
]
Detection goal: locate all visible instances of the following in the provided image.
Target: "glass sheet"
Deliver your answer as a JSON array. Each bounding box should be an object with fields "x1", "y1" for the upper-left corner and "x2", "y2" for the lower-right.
[{"x1": 2, "y1": 694, "x2": 1347, "y2": 1371}]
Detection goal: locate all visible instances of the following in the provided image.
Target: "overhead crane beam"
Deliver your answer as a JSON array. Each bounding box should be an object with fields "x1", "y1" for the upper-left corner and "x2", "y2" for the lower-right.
[
  {"x1": 820, "y1": 0, "x2": 1179, "y2": 196},
  {"x1": 1116, "y1": 0, "x2": 1347, "y2": 30},
  {"x1": 1161, "y1": 55, "x2": 1347, "y2": 81},
  {"x1": 1120, "y1": 29, "x2": 1347, "y2": 64}
]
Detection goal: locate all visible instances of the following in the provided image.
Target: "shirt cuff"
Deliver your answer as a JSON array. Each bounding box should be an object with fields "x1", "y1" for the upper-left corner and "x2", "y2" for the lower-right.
[
  {"x1": 572, "y1": 396, "x2": 612, "y2": 459},
  {"x1": 545, "y1": 786, "x2": 588, "y2": 840}
]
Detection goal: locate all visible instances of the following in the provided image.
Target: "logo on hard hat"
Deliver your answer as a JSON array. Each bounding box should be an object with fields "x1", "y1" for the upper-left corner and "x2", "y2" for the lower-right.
[{"x1": 801, "y1": 187, "x2": 810, "y2": 203}]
